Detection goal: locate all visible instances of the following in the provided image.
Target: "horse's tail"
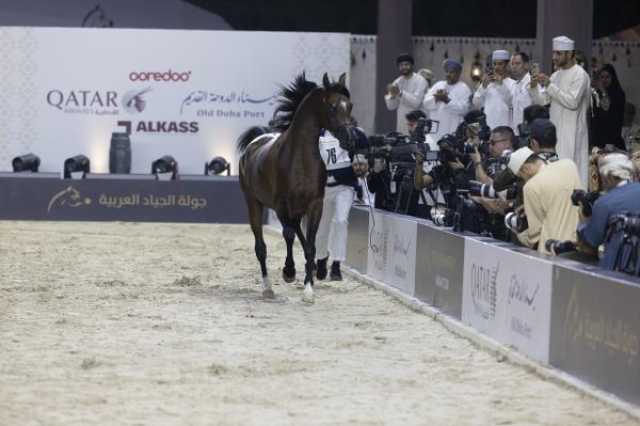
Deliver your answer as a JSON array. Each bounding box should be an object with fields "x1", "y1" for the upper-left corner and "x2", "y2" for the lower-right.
[{"x1": 237, "y1": 126, "x2": 271, "y2": 154}]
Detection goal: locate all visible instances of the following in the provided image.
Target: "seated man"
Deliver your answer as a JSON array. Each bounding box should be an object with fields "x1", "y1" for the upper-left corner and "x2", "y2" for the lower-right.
[
  {"x1": 578, "y1": 152, "x2": 640, "y2": 271},
  {"x1": 507, "y1": 122, "x2": 583, "y2": 254}
]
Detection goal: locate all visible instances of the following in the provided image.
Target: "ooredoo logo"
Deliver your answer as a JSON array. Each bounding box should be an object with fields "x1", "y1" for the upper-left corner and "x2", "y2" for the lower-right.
[{"x1": 129, "y1": 69, "x2": 192, "y2": 82}]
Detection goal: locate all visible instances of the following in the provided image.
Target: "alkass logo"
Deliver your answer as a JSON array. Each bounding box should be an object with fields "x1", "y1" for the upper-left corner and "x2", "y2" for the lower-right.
[{"x1": 129, "y1": 69, "x2": 192, "y2": 82}]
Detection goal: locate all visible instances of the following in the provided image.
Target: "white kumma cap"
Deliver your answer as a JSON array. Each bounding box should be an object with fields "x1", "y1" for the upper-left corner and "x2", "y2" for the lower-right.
[
  {"x1": 553, "y1": 36, "x2": 575, "y2": 51},
  {"x1": 492, "y1": 50, "x2": 510, "y2": 62},
  {"x1": 508, "y1": 147, "x2": 534, "y2": 175}
]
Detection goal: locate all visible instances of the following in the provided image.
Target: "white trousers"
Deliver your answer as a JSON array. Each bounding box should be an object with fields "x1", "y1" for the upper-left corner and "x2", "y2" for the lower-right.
[{"x1": 315, "y1": 185, "x2": 354, "y2": 262}]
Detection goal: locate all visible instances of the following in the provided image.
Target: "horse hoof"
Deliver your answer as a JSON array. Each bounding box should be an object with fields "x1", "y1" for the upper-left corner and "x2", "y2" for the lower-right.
[
  {"x1": 282, "y1": 269, "x2": 296, "y2": 283},
  {"x1": 262, "y1": 288, "x2": 275, "y2": 299},
  {"x1": 302, "y1": 286, "x2": 314, "y2": 304}
]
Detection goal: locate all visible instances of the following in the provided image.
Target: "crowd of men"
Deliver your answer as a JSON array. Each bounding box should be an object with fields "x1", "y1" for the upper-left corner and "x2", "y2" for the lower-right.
[{"x1": 358, "y1": 34, "x2": 640, "y2": 276}]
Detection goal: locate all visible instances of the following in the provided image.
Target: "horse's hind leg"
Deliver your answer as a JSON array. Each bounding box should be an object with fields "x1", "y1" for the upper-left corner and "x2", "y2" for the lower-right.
[{"x1": 246, "y1": 198, "x2": 273, "y2": 298}]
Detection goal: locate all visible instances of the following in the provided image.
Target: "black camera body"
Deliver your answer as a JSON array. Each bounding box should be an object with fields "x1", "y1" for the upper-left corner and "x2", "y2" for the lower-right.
[{"x1": 571, "y1": 189, "x2": 601, "y2": 217}]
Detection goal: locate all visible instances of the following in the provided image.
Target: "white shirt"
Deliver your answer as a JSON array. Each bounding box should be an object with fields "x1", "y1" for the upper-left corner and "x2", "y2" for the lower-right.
[
  {"x1": 422, "y1": 80, "x2": 472, "y2": 143},
  {"x1": 473, "y1": 78, "x2": 514, "y2": 130},
  {"x1": 384, "y1": 73, "x2": 428, "y2": 135},
  {"x1": 509, "y1": 73, "x2": 532, "y2": 134},
  {"x1": 529, "y1": 64, "x2": 591, "y2": 185}
]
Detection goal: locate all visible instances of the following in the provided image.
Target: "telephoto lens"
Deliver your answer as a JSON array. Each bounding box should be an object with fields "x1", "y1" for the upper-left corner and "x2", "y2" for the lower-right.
[{"x1": 544, "y1": 239, "x2": 576, "y2": 255}]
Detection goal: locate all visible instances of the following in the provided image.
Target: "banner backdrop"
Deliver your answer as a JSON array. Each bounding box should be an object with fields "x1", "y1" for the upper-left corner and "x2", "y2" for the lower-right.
[{"x1": 0, "y1": 28, "x2": 350, "y2": 174}]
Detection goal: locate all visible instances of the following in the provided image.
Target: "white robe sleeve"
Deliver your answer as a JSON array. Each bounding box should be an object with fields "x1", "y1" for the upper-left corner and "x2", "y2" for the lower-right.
[
  {"x1": 472, "y1": 85, "x2": 486, "y2": 109},
  {"x1": 399, "y1": 76, "x2": 427, "y2": 110},
  {"x1": 444, "y1": 84, "x2": 471, "y2": 116},
  {"x1": 528, "y1": 85, "x2": 550, "y2": 106},
  {"x1": 495, "y1": 81, "x2": 513, "y2": 107},
  {"x1": 422, "y1": 84, "x2": 439, "y2": 111},
  {"x1": 546, "y1": 71, "x2": 589, "y2": 111}
]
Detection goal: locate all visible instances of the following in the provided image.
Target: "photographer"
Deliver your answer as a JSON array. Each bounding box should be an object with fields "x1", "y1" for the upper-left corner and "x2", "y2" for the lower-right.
[
  {"x1": 506, "y1": 121, "x2": 583, "y2": 254},
  {"x1": 470, "y1": 126, "x2": 514, "y2": 185},
  {"x1": 577, "y1": 152, "x2": 640, "y2": 271}
]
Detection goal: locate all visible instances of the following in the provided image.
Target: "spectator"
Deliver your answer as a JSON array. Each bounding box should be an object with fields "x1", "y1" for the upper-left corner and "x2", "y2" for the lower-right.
[
  {"x1": 417, "y1": 68, "x2": 434, "y2": 88},
  {"x1": 509, "y1": 52, "x2": 533, "y2": 135},
  {"x1": 422, "y1": 59, "x2": 471, "y2": 142},
  {"x1": 508, "y1": 120, "x2": 583, "y2": 254},
  {"x1": 578, "y1": 153, "x2": 640, "y2": 270},
  {"x1": 529, "y1": 35, "x2": 591, "y2": 186},
  {"x1": 592, "y1": 64, "x2": 626, "y2": 150},
  {"x1": 384, "y1": 53, "x2": 428, "y2": 135},
  {"x1": 622, "y1": 102, "x2": 640, "y2": 152},
  {"x1": 473, "y1": 50, "x2": 513, "y2": 130}
]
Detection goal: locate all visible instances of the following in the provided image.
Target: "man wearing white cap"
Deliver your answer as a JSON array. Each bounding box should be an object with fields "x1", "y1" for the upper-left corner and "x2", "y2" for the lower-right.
[
  {"x1": 473, "y1": 49, "x2": 514, "y2": 130},
  {"x1": 529, "y1": 35, "x2": 591, "y2": 186},
  {"x1": 506, "y1": 122, "x2": 583, "y2": 255},
  {"x1": 422, "y1": 59, "x2": 471, "y2": 142}
]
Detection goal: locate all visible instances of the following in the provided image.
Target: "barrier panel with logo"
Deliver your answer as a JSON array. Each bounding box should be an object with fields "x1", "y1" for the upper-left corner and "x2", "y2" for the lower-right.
[
  {"x1": 0, "y1": 175, "x2": 247, "y2": 223},
  {"x1": 0, "y1": 28, "x2": 350, "y2": 174},
  {"x1": 414, "y1": 222, "x2": 465, "y2": 319},
  {"x1": 366, "y1": 209, "x2": 417, "y2": 295},
  {"x1": 550, "y1": 262, "x2": 640, "y2": 405},
  {"x1": 462, "y1": 238, "x2": 553, "y2": 363},
  {"x1": 346, "y1": 206, "x2": 369, "y2": 274}
]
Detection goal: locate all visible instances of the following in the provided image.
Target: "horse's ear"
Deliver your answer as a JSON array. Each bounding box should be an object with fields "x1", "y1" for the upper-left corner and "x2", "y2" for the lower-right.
[
  {"x1": 322, "y1": 73, "x2": 330, "y2": 88},
  {"x1": 338, "y1": 73, "x2": 347, "y2": 86}
]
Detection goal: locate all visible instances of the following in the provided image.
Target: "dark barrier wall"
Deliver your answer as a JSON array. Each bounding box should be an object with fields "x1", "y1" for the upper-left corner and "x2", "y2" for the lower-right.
[
  {"x1": 550, "y1": 263, "x2": 640, "y2": 405},
  {"x1": 345, "y1": 206, "x2": 640, "y2": 407},
  {"x1": 0, "y1": 175, "x2": 248, "y2": 223},
  {"x1": 415, "y1": 222, "x2": 465, "y2": 319},
  {"x1": 346, "y1": 206, "x2": 369, "y2": 274}
]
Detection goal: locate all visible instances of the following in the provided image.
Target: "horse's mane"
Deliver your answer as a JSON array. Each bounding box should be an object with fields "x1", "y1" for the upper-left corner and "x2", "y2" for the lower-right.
[
  {"x1": 270, "y1": 72, "x2": 351, "y2": 132},
  {"x1": 271, "y1": 73, "x2": 318, "y2": 132}
]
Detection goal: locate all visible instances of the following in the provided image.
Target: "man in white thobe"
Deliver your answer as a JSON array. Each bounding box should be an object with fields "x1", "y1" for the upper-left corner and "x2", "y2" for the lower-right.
[
  {"x1": 384, "y1": 53, "x2": 428, "y2": 135},
  {"x1": 422, "y1": 59, "x2": 471, "y2": 142},
  {"x1": 509, "y1": 52, "x2": 532, "y2": 134},
  {"x1": 528, "y1": 35, "x2": 591, "y2": 185},
  {"x1": 473, "y1": 50, "x2": 513, "y2": 130}
]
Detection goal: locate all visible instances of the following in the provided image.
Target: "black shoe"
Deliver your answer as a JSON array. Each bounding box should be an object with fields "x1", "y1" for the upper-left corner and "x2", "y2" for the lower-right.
[
  {"x1": 330, "y1": 261, "x2": 342, "y2": 281},
  {"x1": 316, "y1": 257, "x2": 328, "y2": 280}
]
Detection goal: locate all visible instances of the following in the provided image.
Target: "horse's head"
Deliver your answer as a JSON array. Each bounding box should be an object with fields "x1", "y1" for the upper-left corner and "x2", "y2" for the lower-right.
[{"x1": 320, "y1": 73, "x2": 355, "y2": 151}]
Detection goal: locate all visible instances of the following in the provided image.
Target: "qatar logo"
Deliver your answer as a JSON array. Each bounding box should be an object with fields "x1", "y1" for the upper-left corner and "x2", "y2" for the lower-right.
[
  {"x1": 129, "y1": 69, "x2": 192, "y2": 82},
  {"x1": 122, "y1": 87, "x2": 152, "y2": 114}
]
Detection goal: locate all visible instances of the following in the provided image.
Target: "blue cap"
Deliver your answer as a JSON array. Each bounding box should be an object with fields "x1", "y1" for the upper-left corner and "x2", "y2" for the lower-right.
[{"x1": 443, "y1": 59, "x2": 462, "y2": 72}]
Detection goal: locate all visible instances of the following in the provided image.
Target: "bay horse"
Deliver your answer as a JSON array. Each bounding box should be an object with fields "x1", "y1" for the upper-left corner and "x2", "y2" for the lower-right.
[{"x1": 237, "y1": 72, "x2": 353, "y2": 302}]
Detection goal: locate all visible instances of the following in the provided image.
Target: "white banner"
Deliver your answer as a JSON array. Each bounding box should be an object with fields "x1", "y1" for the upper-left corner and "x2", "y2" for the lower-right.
[
  {"x1": 367, "y1": 210, "x2": 388, "y2": 283},
  {"x1": 385, "y1": 215, "x2": 417, "y2": 296},
  {"x1": 462, "y1": 239, "x2": 553, "y2": 363},
  {"x1": 366, "y1": 211, "x2": 417, "y2": 296},
  {"x1": 0, "y1": 27, "x2": 350, "y2": 174}
]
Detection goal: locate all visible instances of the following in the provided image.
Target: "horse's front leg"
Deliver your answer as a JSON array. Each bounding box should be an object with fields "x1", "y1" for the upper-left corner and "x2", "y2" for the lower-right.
[
  {"x1": 302, "y1": 199, "x2": 323, "y2": 303},
  {"x1": 280, "y1": 218, "x2": 297, "y2": 283}
]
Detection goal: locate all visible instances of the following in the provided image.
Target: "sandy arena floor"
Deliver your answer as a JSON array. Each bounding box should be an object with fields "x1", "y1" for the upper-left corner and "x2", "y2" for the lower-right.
[{"x1": 0, "y1": 221, "x2": 638, "y2": 426}]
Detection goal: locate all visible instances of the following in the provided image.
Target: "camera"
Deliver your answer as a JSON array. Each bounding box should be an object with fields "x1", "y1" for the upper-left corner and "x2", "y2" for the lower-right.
[
  {"x1": 504, "y1": 210, "x2": 529, "y2": 233},
  {"x1": 468, "y1": 180, "x2": 518, "y2": 200},
  {"x1": 545, "y1": 239, "x2": 577, "y2": 255},
  {"x1": 571, "y1": 189, "x2": 600, "y2": 217}
]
